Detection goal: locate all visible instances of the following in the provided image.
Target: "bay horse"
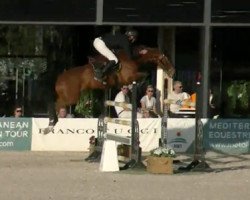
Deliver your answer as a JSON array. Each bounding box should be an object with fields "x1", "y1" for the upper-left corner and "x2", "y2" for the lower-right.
[
  {"x1": 55, "y1": 48, "x2": 174, "y2": 110},
  {"x1": 44, "y1": 48, "x2": 174, "y2": 133}
]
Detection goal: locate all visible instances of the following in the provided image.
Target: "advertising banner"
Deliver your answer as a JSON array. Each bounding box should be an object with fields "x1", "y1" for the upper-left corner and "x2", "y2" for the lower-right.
[
  {"x1": 0, "y1": 118, "x2": 32, "y2": 151},
  {"x1": 32, "y1": 118, "x2": 97, "y2": 151},
  {"x1": 166, "y1": 118, "x2": 196, "y2": 153},
  {"x1": 32, "y1": 118, "x2": 161, "y2": 152},
  {"x1": 202, "y1": 119, "x2": 250, "y2": 154}
]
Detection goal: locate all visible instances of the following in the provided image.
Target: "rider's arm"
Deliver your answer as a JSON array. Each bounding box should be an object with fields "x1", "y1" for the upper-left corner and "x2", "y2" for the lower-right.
[
  {"x1": 121, "y1": 38, "x2": 133, "y2": 59},
  {"x1": 140, "y1": 96, "x2": 148, "y2": 113},
  {"x1": 129, "y1": 44, "x2": 148, "y2": 59}
]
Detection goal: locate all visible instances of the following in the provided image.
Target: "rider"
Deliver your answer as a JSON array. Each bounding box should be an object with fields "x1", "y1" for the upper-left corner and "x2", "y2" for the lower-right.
[{"x1": 93, "y1": 28, "x2": 147, "y2": 82}]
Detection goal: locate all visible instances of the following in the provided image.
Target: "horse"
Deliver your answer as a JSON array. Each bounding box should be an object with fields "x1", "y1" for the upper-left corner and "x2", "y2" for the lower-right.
[
  {"x1": 43, "y1": 47, "x2": 174, "y2": 133},
  {"x1": 55, "y1": 48, "x2": 174, "y2": 110}
]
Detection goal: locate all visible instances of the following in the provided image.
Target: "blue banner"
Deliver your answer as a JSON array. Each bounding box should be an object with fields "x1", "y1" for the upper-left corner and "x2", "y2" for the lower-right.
[
  {"x1": 0, "y1": 118, "x2": 32, "y2": 151},
  {"x1": 203, "y1": 119, "x2": 250, "y2": 154}
]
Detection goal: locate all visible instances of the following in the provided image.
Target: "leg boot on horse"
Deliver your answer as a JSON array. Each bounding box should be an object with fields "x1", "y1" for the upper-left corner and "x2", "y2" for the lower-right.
[
  {"x1": 93, "y1": 63, "x2": 105, "y2": 83},
  {"x1": 102, "y1": 60, "x2": 118, "y2": 76},
  {"x1": 94, "y1": 60, "x2": 117, "y2": 84}
]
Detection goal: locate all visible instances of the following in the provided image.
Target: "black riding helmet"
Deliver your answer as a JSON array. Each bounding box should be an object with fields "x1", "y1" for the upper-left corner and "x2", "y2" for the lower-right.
[{"x1": 125, "y1": 29, "x2": 138, "y2": 38}]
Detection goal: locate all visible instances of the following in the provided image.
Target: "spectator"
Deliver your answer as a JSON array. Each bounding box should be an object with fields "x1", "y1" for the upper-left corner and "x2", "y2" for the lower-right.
[
  {"x1": 13, "y1": 104, "x2": 23, "y2": 118},
  {"x1": 58, "y1": 106, "x2": 74, "y2": 118},
  {"x1": 208, "y1": 89, "x2": 219, "y2": 119},
  {"x1": 114, "y1": 85, "x2": 142, "y2": 118},
  {"x1": 167, "y1": 81, "x2": 190, "y2": 118},
  {"x1": 140, "y1": 85, "x2": 159, "y2": 118},
  {"x1": 189, "y1": 89, "x2": 219, "y2": 118}
]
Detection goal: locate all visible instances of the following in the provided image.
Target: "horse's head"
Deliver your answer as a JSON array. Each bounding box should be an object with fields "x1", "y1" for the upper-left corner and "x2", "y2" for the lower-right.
[{"x1": 137, "y1": 48, "x2": 175, "y2": 78}]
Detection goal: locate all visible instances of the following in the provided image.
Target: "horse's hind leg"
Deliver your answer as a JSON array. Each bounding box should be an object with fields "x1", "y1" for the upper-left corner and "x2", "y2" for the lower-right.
[
  {"x1": 43, "y1": 96, "x2": 68, "y2": 134},
  {"x1": 49, "y1": 102, "x2": 58, "y2": 124},
  {"x1": 42, "y1": 102, "x2": 58, "y2": 134}
]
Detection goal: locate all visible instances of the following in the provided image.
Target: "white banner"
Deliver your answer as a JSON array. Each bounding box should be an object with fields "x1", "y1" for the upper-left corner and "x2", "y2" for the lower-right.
[
  {"x1": 167, "y1": 118, "x2": 196, "y2": 153},
  {"x1": 31, "y1": 118, "x2": 161, "y2": 152},
  {"x1": 32, "y1": 118, "x2": 97, "y2": 151}
]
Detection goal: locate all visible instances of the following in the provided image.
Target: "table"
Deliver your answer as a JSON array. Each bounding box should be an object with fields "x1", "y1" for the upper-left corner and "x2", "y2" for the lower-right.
[{"x1": 175, "y1": 108, "x2": 196, "y2": 118}]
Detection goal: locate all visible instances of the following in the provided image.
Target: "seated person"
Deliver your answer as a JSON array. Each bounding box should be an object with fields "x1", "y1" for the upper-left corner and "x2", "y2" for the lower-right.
[
  {"x1": 167, "y1": 81, "x2": 190, "y2": 118},
  {"x1": 57, "y1": 106, "x2": 74, "y2": 118},
  {"x1": 114, "y1": 85, "x2": 142, "y2": 118},
  {"x1": 140, "y1": 85, "x2": 159, "y2": 118},
  {"x1": 13, "y1": 104, "x2": 23, "y2": 118}
]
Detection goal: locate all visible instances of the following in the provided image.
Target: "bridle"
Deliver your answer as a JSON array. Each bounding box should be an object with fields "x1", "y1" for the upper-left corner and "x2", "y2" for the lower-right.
[
  {"x1": 158, "y1": 54, "x2": 168, "y2": 67},
  {"x1": 158, "y1": 54, "x2": 175, "y2": 77}
]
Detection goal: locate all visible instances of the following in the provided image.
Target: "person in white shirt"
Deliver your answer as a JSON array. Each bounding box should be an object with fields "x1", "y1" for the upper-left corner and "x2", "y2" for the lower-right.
[
  {"x1": 57, "y1": 107, "x2": 74, "y2": 118},
  {"x1": 114, "y1": 85, "x2": 142, "y2": 118},
  {"x1": 168, "y1": 81, "x2": 190, "y2": 117},
  {"x1": 140, "y1": 85, "x2": 159, "y2": 118}
]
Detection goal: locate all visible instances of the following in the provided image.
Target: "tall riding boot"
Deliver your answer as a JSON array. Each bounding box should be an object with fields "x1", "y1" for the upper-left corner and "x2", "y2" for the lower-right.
[{"x1": 102, "y1": 60, "x2": 116, "y2": 76}]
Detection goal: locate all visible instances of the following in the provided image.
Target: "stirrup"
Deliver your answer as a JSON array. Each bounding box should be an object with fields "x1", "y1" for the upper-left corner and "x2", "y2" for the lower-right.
[
  {"x1": 94, "y1": 76, "x2": 107, "y2": 85},
  {"x1": 94, "y1": 68, "x2": 103, "y2": 79},
  {"x1": 112, "y1": 62, "x2": 121, "y2": 72}
]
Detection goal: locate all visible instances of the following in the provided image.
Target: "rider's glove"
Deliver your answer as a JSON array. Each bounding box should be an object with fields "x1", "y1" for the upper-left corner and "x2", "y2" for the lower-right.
[{"x1": 176, "y1": 100, "x2": 182, "y2": 106}]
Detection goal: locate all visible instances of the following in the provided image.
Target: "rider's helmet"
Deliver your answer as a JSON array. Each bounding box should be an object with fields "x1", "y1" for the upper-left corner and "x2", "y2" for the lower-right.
[{"x1": 125, "y1": 29, "x2": 138, "y2": 38}]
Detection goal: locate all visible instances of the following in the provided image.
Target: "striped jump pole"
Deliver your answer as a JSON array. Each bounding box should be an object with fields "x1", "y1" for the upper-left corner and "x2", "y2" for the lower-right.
[
  {"x1": 104, "y1": 117, "x2": 131, "y2": 126},
  {"x1": 105, "y1": 100, "x2": 132, "y2": 110}
]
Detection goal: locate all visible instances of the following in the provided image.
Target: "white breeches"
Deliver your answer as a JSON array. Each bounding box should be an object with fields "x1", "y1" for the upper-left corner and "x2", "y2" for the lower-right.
[{"x1": 93, "y1": 38, "x2": 118, "y2": 63}]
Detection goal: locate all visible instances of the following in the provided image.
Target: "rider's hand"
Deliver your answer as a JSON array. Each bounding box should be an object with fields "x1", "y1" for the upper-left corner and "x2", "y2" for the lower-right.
[
  {"x1": 139, "y1": 49, "x2": 148, "y2": 55},
  {"x1": 176, "y1": 100, "x2": 182, "y2": 106}
]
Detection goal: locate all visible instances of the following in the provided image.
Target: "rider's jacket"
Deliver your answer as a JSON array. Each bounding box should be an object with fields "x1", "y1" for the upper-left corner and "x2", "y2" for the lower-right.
[{"x1": 100, "y1": 32, "x2": 134, "y2": 59}]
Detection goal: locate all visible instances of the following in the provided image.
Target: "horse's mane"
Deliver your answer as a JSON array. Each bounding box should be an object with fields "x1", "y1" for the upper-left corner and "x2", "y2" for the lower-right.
[
  {"x1": 116, "y1": 46, "x2": 160, "y2": 60},
  {"x1": 115, "y1": 50, "x2": 131, "y2": 60}
]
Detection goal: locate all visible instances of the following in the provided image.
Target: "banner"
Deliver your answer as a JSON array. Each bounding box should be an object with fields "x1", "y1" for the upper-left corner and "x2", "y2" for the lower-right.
[
  {"x1": 32, "y1": 118, "x2": 161, "y2": 152},
  {"x1": 0, "y1": 118, "x2": 32, "y2": 151},
  {"x1": 166, "y1": 118, "x2": 196, "y2": 153},
  {"x1": 203, "y1": 119, "x2": 250, "y2": 154},
  {"x1": 32, "y1": 118, "x2": 97, "y2": 151}
]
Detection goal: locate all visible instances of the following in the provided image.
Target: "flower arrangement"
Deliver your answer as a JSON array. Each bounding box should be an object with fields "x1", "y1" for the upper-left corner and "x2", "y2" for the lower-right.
[{"x1": 150, "y1": 147, "x2": 176, "y2": 158}]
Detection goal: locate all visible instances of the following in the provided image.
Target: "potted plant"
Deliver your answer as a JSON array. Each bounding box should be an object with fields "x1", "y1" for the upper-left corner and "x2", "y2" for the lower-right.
[{"x1": 147, "y1": 147, "x2": 176, "y2": 174}]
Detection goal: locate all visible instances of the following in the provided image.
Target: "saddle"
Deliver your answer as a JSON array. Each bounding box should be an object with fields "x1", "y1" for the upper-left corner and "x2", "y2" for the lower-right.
[{"x1": 88, "y1": 56, "x2": 121, "y2": 83}]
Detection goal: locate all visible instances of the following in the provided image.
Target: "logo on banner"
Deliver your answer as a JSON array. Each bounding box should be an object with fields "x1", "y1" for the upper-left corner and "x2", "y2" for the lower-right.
[
  {"x1": 169, "y1": 132, "x2": 187, "y2": 149},
  {"x1": 106, "y1": 128, "x2": 158, "y2": 134},
  {"x1": 38, "y1": 128, "x2": 95, "y2": 134}
]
